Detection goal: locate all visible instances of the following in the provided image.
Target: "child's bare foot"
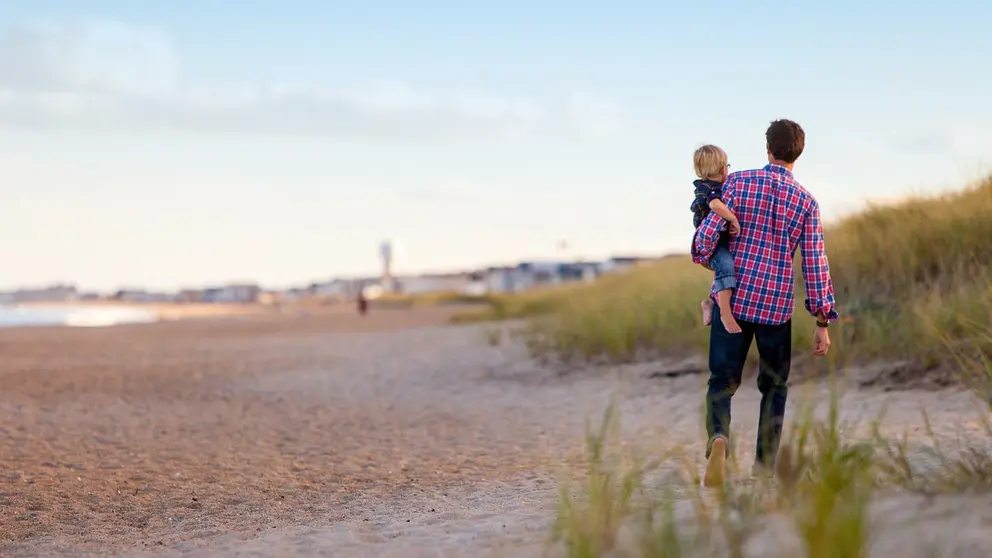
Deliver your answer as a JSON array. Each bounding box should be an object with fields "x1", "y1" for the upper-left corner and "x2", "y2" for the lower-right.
[
  {"x1": 701, "y1": 299, "x2": 713, "y2": 326},
  {"x1": 715, "y1": 289, "x2": 741, "y2": 334},
  {"x1": 720, "y1": 312, "x2": 742, "y2": 334}
]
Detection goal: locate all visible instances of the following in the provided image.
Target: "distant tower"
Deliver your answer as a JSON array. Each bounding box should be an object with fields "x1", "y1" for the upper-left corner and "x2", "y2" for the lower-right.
[{"x1": 380, "y1": 241, "x2": 393, "y2": 293}]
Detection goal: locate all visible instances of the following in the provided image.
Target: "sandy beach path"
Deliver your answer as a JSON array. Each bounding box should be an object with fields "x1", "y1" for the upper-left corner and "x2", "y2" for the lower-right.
[{"x1": 2, "y1": 309, "x2": 991, "y2": 557}]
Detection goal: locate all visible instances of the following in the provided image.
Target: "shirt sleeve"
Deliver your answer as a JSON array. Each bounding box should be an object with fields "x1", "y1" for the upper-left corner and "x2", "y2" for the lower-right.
[
  {"x1": 692, "y1": 179, "x2": 735, "y2": 263},
  {"x1": 799, "y1": 200, "x2": 840, "y2": 321},
  {"x1": 706, "y1": 188, "x2": 722, "y2": 204}
]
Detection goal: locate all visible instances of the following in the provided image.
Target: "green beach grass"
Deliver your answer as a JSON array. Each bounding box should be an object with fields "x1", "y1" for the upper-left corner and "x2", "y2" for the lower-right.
[{"x1": 455, "y1": 175, "x2": 992, "y2": 374}]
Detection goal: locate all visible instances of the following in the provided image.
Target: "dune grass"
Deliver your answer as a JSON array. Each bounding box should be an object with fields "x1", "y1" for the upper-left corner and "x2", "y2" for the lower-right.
[
  {"x1": 547, "y1": 358, "x2": 992, "y2": 558},
  {"x1": 455, "y1": 175, "x2": 992, "y2": 371}
]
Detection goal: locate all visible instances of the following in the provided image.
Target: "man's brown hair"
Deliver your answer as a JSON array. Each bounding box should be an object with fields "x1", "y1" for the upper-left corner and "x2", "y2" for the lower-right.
[{"x1": 765, "y1": 119, "x2": 805, "y2": 164}]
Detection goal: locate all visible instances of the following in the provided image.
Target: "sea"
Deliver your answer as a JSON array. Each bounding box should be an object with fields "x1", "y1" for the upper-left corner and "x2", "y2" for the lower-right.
[{"x1": 0, "y1": 305, "x2": 159, "y2": 328}]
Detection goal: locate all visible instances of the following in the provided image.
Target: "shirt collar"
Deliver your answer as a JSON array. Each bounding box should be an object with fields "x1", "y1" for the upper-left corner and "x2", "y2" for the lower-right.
[
  {"x1": 764, "y1": 163, "x2": 793, "y2": 177},
  {"x1": 694, "y1": 178, "x2": 722, "y2": 188}
]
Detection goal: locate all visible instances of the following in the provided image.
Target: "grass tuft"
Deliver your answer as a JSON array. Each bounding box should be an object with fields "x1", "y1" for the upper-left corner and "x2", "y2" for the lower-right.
[{"x1": 551, "y1": 403, "x2": 652, "y2": 557}]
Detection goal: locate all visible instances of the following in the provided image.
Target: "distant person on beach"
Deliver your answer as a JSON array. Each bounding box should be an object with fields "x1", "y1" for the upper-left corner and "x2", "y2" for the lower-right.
[
  {"x1": 357, "y1": 292, "x2": 368, "y2": 316},
  {"x1": 690, "y1": 144, "x2": 742, "y2": 334},
  {"x1": 692, "y1": 119, "x2": 837, "y2": 487}
]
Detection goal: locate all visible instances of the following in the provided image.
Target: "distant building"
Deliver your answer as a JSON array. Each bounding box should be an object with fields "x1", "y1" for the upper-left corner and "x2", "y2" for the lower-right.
[
  {"x1": 0, "y1": 284, "x2": 79, "y2": 303},
  {"x1": 600, "y1": 256, "x2": 644, "y2": 274},
  {"x1": 484, "y1": 262, "x2": 556, "y2": 293},
  {"x1": 309, "y1": 279, "x2": 364, "y2": 301},
  {"x1": 178, "y1": 284, "x2": 259, "y2": 304},
  {"x1": 484, "y1": 266, "x2": 516, "y2": 293},
  {"x1": 560, "y1": 261, "x2": 601, "y2": 282},
  {"x1": 519, "y1": 261, "x2": 566, "y2": 289},
  {"x1": 482, "y1": 260, "x2": 607, "y2": 293},
  {"x1": 202, "y1": 284, "x2": 261, "y2": 304},
  {"x1": 395, "y1": 273, "x2": 474, "y2": 295},
  {"x1": 112, "y1": 289, "x2": 173, "y2": 303}
]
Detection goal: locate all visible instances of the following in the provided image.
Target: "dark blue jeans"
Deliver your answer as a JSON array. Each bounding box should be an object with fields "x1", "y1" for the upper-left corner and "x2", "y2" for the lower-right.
[
  {"x1": 705, "y1": 303, "x2": 792, "y2": 467},
  {"x1": 709, "y1": 239, "x2": 736, "y2": 293}
]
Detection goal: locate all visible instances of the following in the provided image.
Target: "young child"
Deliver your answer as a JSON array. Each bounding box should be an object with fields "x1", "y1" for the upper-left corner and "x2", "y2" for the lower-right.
[{"x1": 690, "y1": 145, "x2": 741, "y2": 334}]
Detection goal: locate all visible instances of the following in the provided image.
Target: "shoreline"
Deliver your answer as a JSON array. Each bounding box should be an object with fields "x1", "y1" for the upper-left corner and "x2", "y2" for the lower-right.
[{"x1": 12, "y1": 300, "x2": 272, "y2": 321}]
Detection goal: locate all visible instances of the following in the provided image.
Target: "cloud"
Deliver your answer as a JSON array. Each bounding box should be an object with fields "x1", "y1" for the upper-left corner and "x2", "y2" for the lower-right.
[
  {"x1": 0, "y1": 19, "x2": 614, "y2": 140},
  {"x1": 0, "y1": 19, "x2": 178, "y2": 94},
  {"x1": 0, "y1": 85, "x2": 546, "y2": 140}
]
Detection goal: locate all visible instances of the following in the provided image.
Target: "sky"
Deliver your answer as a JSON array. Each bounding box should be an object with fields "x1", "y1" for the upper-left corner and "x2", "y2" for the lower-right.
[{"x1": 1, "y1": 0, "x2": 990, "y2": 292}]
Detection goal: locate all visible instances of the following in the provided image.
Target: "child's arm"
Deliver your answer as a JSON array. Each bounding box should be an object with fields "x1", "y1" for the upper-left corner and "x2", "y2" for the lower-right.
[{"x1": 708, "y1": 198, "x2": 741, "y2": 235}]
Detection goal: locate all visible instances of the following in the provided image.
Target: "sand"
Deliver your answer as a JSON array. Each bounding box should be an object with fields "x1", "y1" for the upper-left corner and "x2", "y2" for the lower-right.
[{"x1": 2, "y1": 308, "x2": 991, "y2": 557}]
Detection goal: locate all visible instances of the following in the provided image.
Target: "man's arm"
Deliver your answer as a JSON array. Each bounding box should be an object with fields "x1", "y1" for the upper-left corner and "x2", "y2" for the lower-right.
[
  {"x1": 692, "y1": 178, "x2": 735, "y2": 264},
  {"x1": 800, "y1": 200, "x2": 839, "y2": 321}
]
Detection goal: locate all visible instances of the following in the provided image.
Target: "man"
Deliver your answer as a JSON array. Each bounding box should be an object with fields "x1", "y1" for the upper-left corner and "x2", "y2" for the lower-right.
[{"x1": 692, "y1": 119, "x2": 837, "y2": 487}]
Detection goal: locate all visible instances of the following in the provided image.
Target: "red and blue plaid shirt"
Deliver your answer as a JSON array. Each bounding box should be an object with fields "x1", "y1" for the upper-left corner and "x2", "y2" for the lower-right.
[{"x1": 692, "y1": 164, "x2": 838, "y2": 325}]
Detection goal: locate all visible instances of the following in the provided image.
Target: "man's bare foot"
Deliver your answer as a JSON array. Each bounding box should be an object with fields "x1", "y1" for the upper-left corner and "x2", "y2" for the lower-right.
[
  {"x1": 720, "y1": 312, "x2": 742, "y2": 334},
  {"x1": 703, "y1": 437, "x2": 727, "y2": 487},
  {"x1": 701, "y1": 299, "x2": 713, "y2": 326}
]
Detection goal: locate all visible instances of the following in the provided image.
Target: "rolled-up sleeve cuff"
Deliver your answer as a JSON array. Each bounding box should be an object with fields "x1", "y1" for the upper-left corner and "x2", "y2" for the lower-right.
[
  {"x1": 691, "y1": 244, "x2": 702, "y2": 264},
  {"x1": 805, "y1": 300, "x2": 839, "y2": 322},
  {"x1": 691, "y1": 231, "x2": 710, "y2": 264}
]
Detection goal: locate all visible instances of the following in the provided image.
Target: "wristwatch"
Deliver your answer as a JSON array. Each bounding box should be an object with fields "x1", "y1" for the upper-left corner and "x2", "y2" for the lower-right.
[{"x1": 816, "y1": 320, "x2": 829, "y2": 328}]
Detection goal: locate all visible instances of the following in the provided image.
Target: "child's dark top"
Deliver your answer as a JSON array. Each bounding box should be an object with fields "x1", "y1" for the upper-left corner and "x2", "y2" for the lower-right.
[{"x1": 690, "y1": 179, "x2": 723, "y2": 229}]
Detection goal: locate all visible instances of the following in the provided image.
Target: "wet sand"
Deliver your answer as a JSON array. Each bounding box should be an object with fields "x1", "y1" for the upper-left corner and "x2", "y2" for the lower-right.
[{"x1": 2, "y1": 307, "x2": 991, "y2": 557}]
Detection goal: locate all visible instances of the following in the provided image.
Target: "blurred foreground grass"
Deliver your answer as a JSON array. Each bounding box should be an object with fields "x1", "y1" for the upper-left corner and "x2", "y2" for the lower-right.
[
  {"x1": 548, "y1": 361, "x2": 992, "y2": 558},
  {"x1": 456, "y1": 175, "x2": 992, "y2": 369}
]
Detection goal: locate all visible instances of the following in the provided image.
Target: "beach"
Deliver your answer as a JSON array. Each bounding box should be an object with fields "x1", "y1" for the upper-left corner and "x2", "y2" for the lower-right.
[{"x1": 2, "y1": 306, "x2": 991, "y2": 557}]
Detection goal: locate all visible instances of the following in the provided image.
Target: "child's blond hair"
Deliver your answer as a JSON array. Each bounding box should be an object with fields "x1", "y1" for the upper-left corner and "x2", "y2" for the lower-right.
[{"x1": 693, "y1": 144, "x2": 728, "y2": 180}]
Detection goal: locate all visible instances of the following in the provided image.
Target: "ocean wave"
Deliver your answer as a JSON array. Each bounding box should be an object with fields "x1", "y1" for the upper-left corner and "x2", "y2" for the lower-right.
[{"x1": 0, "y1": 305, "x2": 159, "y2": 328}]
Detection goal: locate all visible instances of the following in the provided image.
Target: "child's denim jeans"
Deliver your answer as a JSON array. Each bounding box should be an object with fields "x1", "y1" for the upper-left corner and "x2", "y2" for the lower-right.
[{"x1": 709, "y1": 239, "x2": 736, "y2": 292}]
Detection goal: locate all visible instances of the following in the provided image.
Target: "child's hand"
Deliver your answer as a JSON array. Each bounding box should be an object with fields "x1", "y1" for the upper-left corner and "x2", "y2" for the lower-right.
[{"x1": 728, "y1": 219, "x2": 741, "y2": 236}]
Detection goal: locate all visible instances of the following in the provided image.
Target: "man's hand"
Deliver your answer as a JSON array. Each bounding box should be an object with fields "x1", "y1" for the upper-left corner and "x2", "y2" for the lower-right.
[
  {"x1": 728, "y1": 219, "x2": 741, "y2": 236},
  {"x1": 813, "y1": 325, "x2": 830, "y2": 356}
]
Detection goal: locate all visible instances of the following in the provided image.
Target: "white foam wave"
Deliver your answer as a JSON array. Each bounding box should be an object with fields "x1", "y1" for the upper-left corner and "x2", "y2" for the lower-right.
[{"x1": 0, "y1": 305, "x2": 159, "y2": 328}]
